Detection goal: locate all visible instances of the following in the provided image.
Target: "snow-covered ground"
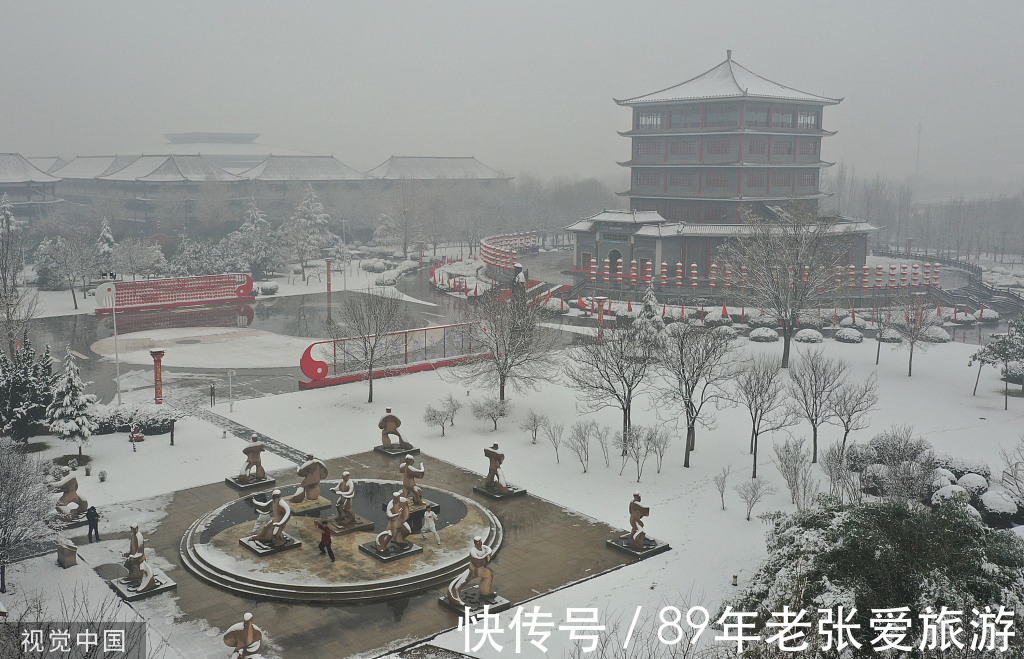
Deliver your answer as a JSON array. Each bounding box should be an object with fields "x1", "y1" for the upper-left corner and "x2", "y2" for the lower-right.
[
  {"x1": 90, "y1": 327, "x2": 329, "y2": 369},
  {"x1": 214, "y1": 333, "x2": 1024, "y2": 656},
  {"x1": 32, "y1": 414, "x2": 293, "y2": 509}
]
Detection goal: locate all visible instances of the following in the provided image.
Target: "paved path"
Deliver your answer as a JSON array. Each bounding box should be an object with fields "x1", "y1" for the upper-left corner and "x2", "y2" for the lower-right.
[{"x1": 197, "y1": 410, "x2": 307, "y2": 464}]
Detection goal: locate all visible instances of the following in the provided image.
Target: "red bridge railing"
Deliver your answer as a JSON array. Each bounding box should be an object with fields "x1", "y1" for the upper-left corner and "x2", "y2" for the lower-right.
[
  {"x1": 97, "y1": 274, "x2": 254, "y2": 314},
  {"x1": 480, "y1": 231, "x2": 539, "y2": 270},
  {"x1": 299, "y1": 322, "x2": 483, "y2": 389}
]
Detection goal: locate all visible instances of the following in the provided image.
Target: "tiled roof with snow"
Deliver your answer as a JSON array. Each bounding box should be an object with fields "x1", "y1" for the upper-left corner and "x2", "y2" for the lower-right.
[
  {"x1": 617, "y1": 55, "x2": 841, "y2": 106},
  {"x1": 27, "y1": 156, "x2": 68, "y2": 173},
  {"x1": 240, "y1": 156, "x2": 364, "y2": 181},
  {"x1": 52, "y1": 155, "x2": 141, "y2": 179},
  {"x1": 0, "y1": 154, "x2": 61, "y2": 184},
  {"x1": 365, "y1": 156, "x2": 510, "y2": 180},
  {"x1": 99, "y1": 155, "x2": 241, "y2": 182}
]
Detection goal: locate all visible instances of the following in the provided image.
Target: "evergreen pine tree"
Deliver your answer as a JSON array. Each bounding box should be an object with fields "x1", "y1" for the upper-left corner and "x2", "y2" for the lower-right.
[
  {"x1": 0, "y1": 337, "x2": 54, "y2": 442},
  {"x1": 46, "y1": 346, "x2": 97, "y2": 456},
  {"x1": 95, "y1": 218, "x2": 116, "y2": 277},
  {"x1": 632, "y1": 284, "x2": 665, "y2": 347}
]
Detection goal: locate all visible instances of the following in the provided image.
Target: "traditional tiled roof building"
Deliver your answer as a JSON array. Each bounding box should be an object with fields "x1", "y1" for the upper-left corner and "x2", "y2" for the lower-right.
[
  {"x1": 0, "y1": 153, "x2": 62, "y2": 218},
  {"x1": 366, "y1": 156, "x2": 511, "y2": 185},
  {"x1": 567, "y1": 53, "x2": 872, "y2": 286}
]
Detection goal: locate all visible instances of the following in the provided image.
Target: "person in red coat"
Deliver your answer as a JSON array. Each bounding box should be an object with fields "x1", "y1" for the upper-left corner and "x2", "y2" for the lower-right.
[{"x1": 313, "y1": 520, "x2": 335, "y2": 562}]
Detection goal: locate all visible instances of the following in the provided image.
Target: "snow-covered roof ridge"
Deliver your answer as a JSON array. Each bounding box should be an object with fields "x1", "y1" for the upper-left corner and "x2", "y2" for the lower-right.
[
  {"x1": 99, "y1": 155, "x2": 241, "y2": 182},
  {"x1": 0, "y1": 154, "x2": 61, "y2": 183},
  {"x1": 616, "y1": 54, "x2": 841, "y2": 106},
  {"x1": 240, "y1": 155, "x2": 365, "y2": 181},
  {"x1": 365, "y1": 156, "x2": 511, "y2": 180},
  {"x1": 27, "y1": 156, "x2": 68, "y2": 174},
  {"x1": 51, "y1": 155, "x2": 142, "y2": 179}
]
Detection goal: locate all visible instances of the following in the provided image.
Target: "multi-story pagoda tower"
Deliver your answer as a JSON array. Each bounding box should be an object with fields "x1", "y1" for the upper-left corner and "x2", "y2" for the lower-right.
[{"x1": 615, "y1": 51, "x2": 840, "y2": 224}]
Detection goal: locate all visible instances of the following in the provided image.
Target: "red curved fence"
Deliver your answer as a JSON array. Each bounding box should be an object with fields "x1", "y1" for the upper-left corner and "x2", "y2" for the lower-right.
[
  {"x1": 96, "y1": 274, "x2": 255, "y2": 314},
  {"x1": 299, "y1": 322, "x2": 484, "y2": 389},
  {"x1": 480, "y1": 232, "x2": 539, "y2": 271}
]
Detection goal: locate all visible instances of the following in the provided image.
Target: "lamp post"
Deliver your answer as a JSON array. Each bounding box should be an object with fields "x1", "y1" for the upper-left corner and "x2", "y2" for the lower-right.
[
  {"x1": 228, "y1": 369, "x2": 236, "y2": 413},
  {"x1": 103, "y1": 283, "x2": 123, "y2": 406}
]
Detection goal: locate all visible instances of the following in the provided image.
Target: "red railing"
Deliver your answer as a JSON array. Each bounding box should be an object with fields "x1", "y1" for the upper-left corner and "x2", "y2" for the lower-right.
[
  {"x1": 480, "y1": 231, "x2": 539, "y2": 270},
  {"x1": 96, "y1": 274, "x2": 254, "y2": 314},
  {"x1": 299, "y1": 322, "x2": 483, "y2": 389}
]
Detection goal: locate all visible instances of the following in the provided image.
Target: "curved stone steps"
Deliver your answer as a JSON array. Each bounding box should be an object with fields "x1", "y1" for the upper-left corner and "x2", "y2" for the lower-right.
[{"x1": 178, "y1": 506, "x2": 503, "y2": 604}]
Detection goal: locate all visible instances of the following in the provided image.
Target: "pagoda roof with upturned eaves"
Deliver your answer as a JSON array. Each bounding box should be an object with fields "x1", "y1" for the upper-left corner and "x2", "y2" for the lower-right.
[
  {"x1": 616, "y1": 53, "x2": 841, "y2": 106},
  {"x1": 0, "y1": 154, "x2": 60, "y2": 184}
]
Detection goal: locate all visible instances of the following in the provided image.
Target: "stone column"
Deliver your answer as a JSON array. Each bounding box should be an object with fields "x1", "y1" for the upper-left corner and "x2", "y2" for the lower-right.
[
  {"x1": 150, "y1": 350, "x2": 165, "y2": 404},
  {"x1": 326, "y1": 259, "x2": 333, "y2": 293}
]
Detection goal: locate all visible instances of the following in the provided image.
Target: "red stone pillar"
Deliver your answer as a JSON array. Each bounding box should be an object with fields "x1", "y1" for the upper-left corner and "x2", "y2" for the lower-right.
[{"x1": 150, "y1": 350, "x2": 165, "y2": 404}]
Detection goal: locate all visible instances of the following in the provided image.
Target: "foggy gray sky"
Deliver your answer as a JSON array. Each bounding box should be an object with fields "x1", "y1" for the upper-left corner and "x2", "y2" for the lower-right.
[{"x1": 4, "y1": 1, "x2": 1023, "y2": 188}]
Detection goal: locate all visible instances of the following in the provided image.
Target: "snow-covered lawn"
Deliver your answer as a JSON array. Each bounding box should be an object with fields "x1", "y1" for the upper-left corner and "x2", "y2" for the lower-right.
[
  {"x1": 214, "y1": 333, "x2": 1024, "y2": 655},
  {"x1": 32, "y1": 415, "x2": 293, "y2": 509}
]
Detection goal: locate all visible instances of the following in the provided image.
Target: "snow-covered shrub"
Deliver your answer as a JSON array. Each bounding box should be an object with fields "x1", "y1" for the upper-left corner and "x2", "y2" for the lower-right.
[
  {"x1": 67, "y1": 458, "x2": 78, "y2": 471},
  {"x1": 749, "y1": 327, "x2": 779, "y2": 342},
  {"x1": 259, "y1": 282, "x2": 279, "y2": 295},
  {"x1": 979, "y1": 490, "x2": 1018, "y2": 527},
  {"x1": 932, "y1": 473, "x2": 953, "y2": 491},
  {"x1": 861, "y1": 463, "x2": 889, "y2": 495},
  {"x1": 361, "y1": 258, "x2": 389, "y2": 273},
  {"x1": 957, "y1": 473, "x2": 989, "y2": 496},
  {"x1": 89, "y1": 402, "x2": 182, "y2": 435},
  {"x1": 839, "y1": 315, "x2": 867, "y2": 329},
  {"x1": 796, "y1": 312, "x2": 824, "y2": 330},
  {"x1": 84, "y1": 465, "x2": 91, "y2": 476},
  {"x1": 375, "y1": 274, "x2": 398, "y2": 286},
  {"x1": 701, "y1": 310, "x2": 733, "y2": 327},
  {"x1": 931, "y1": 484, "x2": 968, "y2": 506},
  {"x1": 920, "y1": 326, "x2": 951, "y2": 343},
  {"x1": 878, "y1": 328, "x2": 902, "y2": 343},
  {"x1": 834, "y1": 328, "x2": 863, "y2": 343},
  {"x1": 98, "y1": 470, "x2": 107, "y2": 482},
  {"x1": 974, "y1": 309, "x2": 1001, "y2": 323},
  {"x1": 712, "y1": 325, "x2": 738, "y2": 340},
  {"x1": 794, "y1": 329, "x2": 823, "y2": 343},
  {"x1": 935, "y1": 467, "x2": 957, "y2": 482},
  {"x1": 935, "y1": 454, "x2": 992, "y2": 480},
  {"x1": 746, "y1": 313, "x2": 778, "y2": 329},
  {"x1": 1004, "y1": 361, "x2": 1023, "y2": 385}
]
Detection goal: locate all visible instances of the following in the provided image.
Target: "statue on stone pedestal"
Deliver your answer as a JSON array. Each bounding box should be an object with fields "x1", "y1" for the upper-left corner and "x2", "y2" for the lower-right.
[
  {"x1": 121, "y1": 523, "x2": 159, "y2": 594},
  {"x1": 484, "y1": 444, "x2": 510, "y2": 495},
  {"x1": 238, "y1": 434, "x2": 267, "y2": 484},
  {"x1": 251, "y1": 490, "x2": 292, "y2": 547},
  {"x1": 290, "y1": 454, "x2": 328, "y2": 504},
  {"x1": 375, "y1": 491, "x2": 411, "y2": 553},
  {"x1": 121, "y1": 523, "x2": 147, "y2": 583},
  {"x1": 379, "y1": 408, "x2": 413, "y2": 450},
  {"x1": 399, "y1": 455, "x2": 425, "y2": 506},
  {"x1": 53, "y1": 467, "x2": 88, "y2": 519},
  {"x1": 330, "y1": 472, "x2": 355, "y2": 527},
  {"x1": 629, "y1": 492, "x2": 650, "y2": 550},
  {"x1": 223, "y1": 612, "x2": 263, "y2": 659},
  {"x1": 446, "y1": 536, "x2": 496, "y2": 607}
]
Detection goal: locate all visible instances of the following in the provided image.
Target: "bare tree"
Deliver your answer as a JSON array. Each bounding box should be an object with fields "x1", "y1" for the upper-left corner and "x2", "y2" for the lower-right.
[
  {"x1": 657, "y1": 322, "x2": 737, "y2": 468},
  {"x1": 471, "y1": 397, "x2": 510, "y2": 431},
  {"x1": 821, "y1": 442, "x2": 855, "y2": 502},
  {"x1": 735, "y1": 479, "x2": 777, "y2": 521},
  {"x1": 772, "y1": 436, "x2": 818, "y2": 511},
  {"x1": 786, "y1": 348, "x2": 848, "y2": 463},
  {"x1": 519, "y1": 409, "x2": 548, "y2": 444},
  {"x1": 375, "y1": 180, "x2": 425, "y2": 259},
  {"x1": 542, "y1": 420, "x2": 564, "y2": 463},
  {"x1": 826, "y1": 373, "x2": 879, "y2": 454},
  {"x1": 595, "y1": 425, "x2": 612, "y2": 467},
  {"x1": 327, "y1": 289, "x2": 408, "y2": 403},
  {"x1": 111, "y1": 237, "x2": 166, "y2": 281},
  {"x1": 892, "y1": 289, "x2": 943, "y2": 377},
  {"x1": 647, "y1": 425, "x2": 672, "y2": 473},
  {"x1": 564, "y1": 325, "x2": 654, "y2": 455},
  {"x1": 719, "y1": 204, "x2": 852, "y2": 367},
  {"x1": 0, "y1": 439, "x2": 61, "y2": 593},
  {"x1": 615, "y1": 426, "x2": 654, "y2": 482},
  {"x1": 729, "y1": 355, "x2": 796, "y2": 479},
  {"x1": 423, "y1": 405, "x2": 448, "y2": 436},
  {"x1": 565, "y1": 421, "x2": 593, "y2": 473},
  {"x1": 0, "y1": 195, "x2": 38, "y2": 356},
  {"x1": 999, "y1": 434, "x2": 1024, "y2": 505},
  {"x1": 713, "y1": 465, "x2": 732, "y2": 510},
  {"x1": 459, "y1": 289, "x2": 560, "y2": 401},
  {"x1": 440, "y1": 393, "x2": 462, "y2": 426},
  {"x1": 50, "y1": 232, "x2": 96, "y2": 310}
]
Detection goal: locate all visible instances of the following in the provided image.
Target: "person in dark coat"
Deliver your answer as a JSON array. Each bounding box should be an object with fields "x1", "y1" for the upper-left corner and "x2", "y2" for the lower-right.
[
  {"x1": 86, "y1": 506, "x2": 101, "y2": 542},
  {"x1": 314, "y1": 520, "x2": 335, "y2": 562}
]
